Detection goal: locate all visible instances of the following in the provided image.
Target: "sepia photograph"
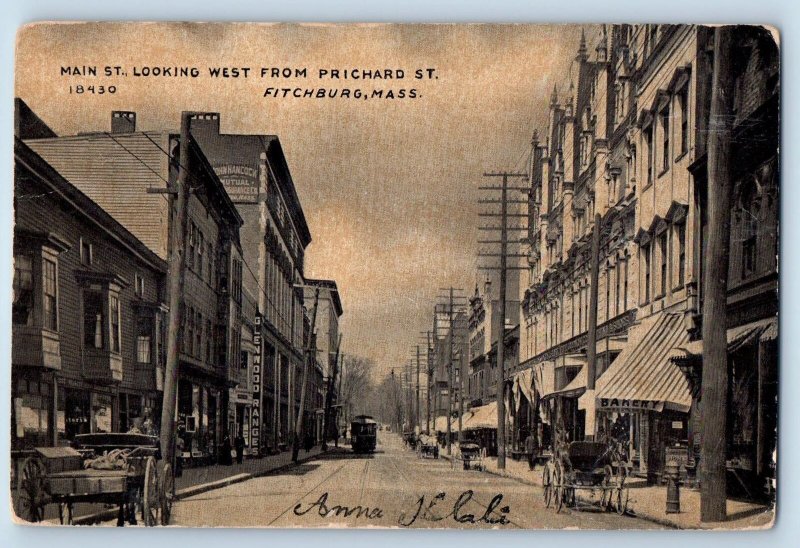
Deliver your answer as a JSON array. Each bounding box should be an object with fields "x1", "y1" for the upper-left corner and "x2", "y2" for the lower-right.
[{"x1": 10, "y1": 22, "x2": 778, "y2": 530}]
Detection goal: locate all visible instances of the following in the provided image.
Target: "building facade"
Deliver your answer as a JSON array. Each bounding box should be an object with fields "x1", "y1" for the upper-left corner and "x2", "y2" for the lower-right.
[
  {"x1": 13, "y1": 135, "x2": 167, "y2": 452},
  {"x1": 25, "y1": 111, "x2": 245, "y2": 463},
  {"x1": 303, "y1": 279, "x2": 344, "y2": 443},
  {"x1": 514, "y1": 25, "x2": 778, "y2": 494},
  {"x1": 188, "y1": 113, "x2": 313, "y2": 454}
]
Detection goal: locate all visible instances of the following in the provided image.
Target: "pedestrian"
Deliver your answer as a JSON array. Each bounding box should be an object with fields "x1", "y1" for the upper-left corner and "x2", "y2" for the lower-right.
[
  {"x1": 234, "y1": 433, "x2": 245, "y2": 464},
  {"x1": 304, "y1": 432, "x2": 313, "y2": 453},
  {"x1": 525, "y1": 430, "x2": 536, "y2": 470},
  {"x1": 221, "y1": 435, "x2": 233, "y2": 465}
]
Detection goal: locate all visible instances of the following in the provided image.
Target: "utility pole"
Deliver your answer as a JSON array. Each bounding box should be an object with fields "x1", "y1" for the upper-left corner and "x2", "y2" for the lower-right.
[
  {"x1": 292, "y1": 287, "x2": 319, "y2": 462},
  {"x1": 701, "y1": 25, "x2": 735, "y2": 523},
  {"x1": 422, "y1": 330, "x2": 433, "y2": 435},
  {"x1": 585, "y1": 211, "x2": 601, "y2": 440},
  {"x1": 437, "y1": 288, "x2": 465, "y2": 455},
  {"x1": 160, "y1": 112, "x2": 192, "y2": 473},
  {"x1": 322, "y1": 334, "x2": 342, "y2": 451},
  {"x1": 478, "y1": 171, "x2": 529, "y2": 470},
  {"x1": 416, "y1": 345, "x2": 421, "y2": 434}
]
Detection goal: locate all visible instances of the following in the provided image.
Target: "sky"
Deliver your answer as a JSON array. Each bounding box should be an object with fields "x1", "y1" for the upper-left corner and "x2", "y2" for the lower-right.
[{"x1": 15, "y1": 22, "x2": 598, "y2": 380}]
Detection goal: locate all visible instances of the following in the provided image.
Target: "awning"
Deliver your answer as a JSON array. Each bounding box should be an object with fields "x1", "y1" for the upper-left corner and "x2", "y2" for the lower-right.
[
  {"x1": 531, "y1": 360, "x2": 556, "y2": 398},
  {"x1": 463, "y1": 401, "x2": 498, "y2": 430},
  {"x1": 547, "y1": 366, "x2": 587, "y2": 399},
  {"x1": 671, "y1": 317, "x2": 778, "y2": 359},
  {"x1": 512, "y1": 369, "x2": 536, "y2": 411},
  {"x1": 595, "y1": 312, "x2": 692, "y2": 413}
]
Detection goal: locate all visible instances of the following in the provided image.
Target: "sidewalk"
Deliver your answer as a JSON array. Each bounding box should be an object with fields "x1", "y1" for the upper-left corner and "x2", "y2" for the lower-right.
[
  {"x1": 440, "y1": 445, "x2": 774, "y2": 530},
  {"x1": 64, "y1": 444, "x2": 332, "y2": 525}
]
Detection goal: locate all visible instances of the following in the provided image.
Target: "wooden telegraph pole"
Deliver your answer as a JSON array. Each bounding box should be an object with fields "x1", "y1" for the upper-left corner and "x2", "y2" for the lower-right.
[
  {"x1": 160, "y1": 112, "x2": 192, "y2": 474},
  {"x1": 478, "y1": 172, "x2": 529, "y2": 470},
  {"x1": 292, "y1": 287, "x2": 319, "y2": 462},
  {"x1": 701, "y1": 25, "x2": 735, "y2": 523},
  {"x1": 437, "y1": 288, "x2": 465, "y2": 455},
  {"x1": 416, "y1": 345, "x2": 421, "y2": 434},
  {"x1": 322, "y1": 334, "x2": 342, "y2": 451},
  {"x1": 585, "y1": 211, "x2": 601, "y2": 439}
]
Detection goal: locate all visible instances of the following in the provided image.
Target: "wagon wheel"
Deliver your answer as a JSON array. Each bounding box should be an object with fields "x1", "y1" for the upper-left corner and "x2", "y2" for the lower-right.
[
  {"x1": 160, "y1": 461, "x2": 175, "y2": 526},
  {"x1": 554, "y1": 461, "x2": 565, "y2": 513},
  {"x1": 616, "y1": 487, "x2": 630, "y2": 516},
  {"x1": 600, "y1": 464, "x2": 614, "y2": 510},
  {"x1": 16, "y1": 457, "x2": 46, "y2": 523},
  {"x1": 142, "y1": 456, "x2": 160, "y2": 526},
  {"x1": 58, "y1": 502, "x2": 74, "y2": 525},
  {"x1": 542, "y1": 463, "x2": 553, "y2": 508}
]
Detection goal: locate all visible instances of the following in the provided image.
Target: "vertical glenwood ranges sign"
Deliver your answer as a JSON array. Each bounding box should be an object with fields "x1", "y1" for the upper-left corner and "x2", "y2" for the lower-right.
[{"x1": 252, "y1": 313, "x2": 263, "y2": 454}]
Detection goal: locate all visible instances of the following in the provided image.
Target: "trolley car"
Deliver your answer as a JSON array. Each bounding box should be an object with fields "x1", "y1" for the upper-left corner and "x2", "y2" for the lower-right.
[{"x1": 350, "y1": 415, "x2": 377, "y2": 453}]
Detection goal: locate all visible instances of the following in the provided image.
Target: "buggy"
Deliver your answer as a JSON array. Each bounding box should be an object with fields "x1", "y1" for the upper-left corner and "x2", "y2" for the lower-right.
[{"x1": 542, "y1": 439, "x2": 629, "y2": 514}]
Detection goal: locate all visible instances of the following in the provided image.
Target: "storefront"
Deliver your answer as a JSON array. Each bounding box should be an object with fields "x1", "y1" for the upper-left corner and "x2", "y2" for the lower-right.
[
  {"x1": 670, "y1": 316, "x2": 777, "y2": 498},
  {"x1": 592, "y1": 312, "x2": 692, "y2": 483},
  {"x1": 178, "y1": 377, "x2": 223, "y2": 464}
]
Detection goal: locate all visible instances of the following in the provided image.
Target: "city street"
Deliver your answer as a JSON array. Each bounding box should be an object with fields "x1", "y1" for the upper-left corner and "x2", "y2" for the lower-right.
[{"x1": 171, "y1": 432, "x2": 659, "y2": 529}]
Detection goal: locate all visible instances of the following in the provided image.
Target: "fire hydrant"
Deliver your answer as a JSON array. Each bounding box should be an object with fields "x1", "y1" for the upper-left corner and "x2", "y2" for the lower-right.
[{"x1": 665, "y1": 459, "x2": 681, "y2": 514}]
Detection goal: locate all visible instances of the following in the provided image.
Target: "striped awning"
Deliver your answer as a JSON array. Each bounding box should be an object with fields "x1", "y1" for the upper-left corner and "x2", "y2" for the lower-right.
[
  {"x1": 671, "y1": 317, "x2": 777, "y2": 359},
  {"x1": 595, "y1": 312, "x2": 692, "y2": 413}
]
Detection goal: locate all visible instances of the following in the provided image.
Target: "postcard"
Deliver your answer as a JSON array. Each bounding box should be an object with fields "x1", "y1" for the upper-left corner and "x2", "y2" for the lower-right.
[{"x1": 11, "y1": 22, "x2": 778, "y2": 529}]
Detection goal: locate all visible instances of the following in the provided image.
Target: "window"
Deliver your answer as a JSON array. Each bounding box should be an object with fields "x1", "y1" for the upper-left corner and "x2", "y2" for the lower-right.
[
  {"x1": 42, "y1": 259, "x2": 58, "y2": 330},
  {"x1": 241, "y1": 350, "x2": 249, "y2": 370},
  {"x1": 195, "y1": 311, "x2": 203, "y2": 359},
  {"x1": 643, "y1": 243, "x2": 651, "y2": 303},
  {"x1": 644, "y1": 126, "x2": 654, "y2": 186},
  {"x1": 206, "y1": 319, "x2": 213, "y2": 363},
  {"x1": 110, "y1": 295, "x2": 121, "y2": 353},
  {"x1": 678, "y1": 86, "x2": 689, "y2": 155},
  {"x1": 136, "y1": 317, "x2": 152, "y2": 364},
  {"x1": 187, "y1": 306, "x2": 194, "y2": 357},
  {"x1": 677, "y1": 223, "x2": 686, "y2": 287},
  {"x1": 623, "y1": 258, "x2": 629, "y2": 311},
  {"x1": 740, "y1": 184, "x2": 760, "y2": 279},
  {"x1": 659, "y1": 232, "x2": 668, "y2": 297},
  {"x1": 84, "y1": 290, "x2": 105, "y2": 349},
  {"x1": 13, "y1": 254, "x2": 34, "y2": 326},
  {"x1": 134, "y1": 273, "x2": 145, "y2": 298},
  {"x1": 615, "y1": 260, "x2": 621, "y2": 315},
  {"x1": 187, "y1": 222, "x2": 195, "y2": 269},
  {"x1": 206, "y1": 242, "x2": 214, "y2": 284},
  {"x1": 80, "y1": 238, "x2": 93, "y2": 266},
  {"x1": 661, "y1": 107, "x2": 670, "y2": 172},
  {"x1": 197, "y1": 231, "x2": 204, "y2": 275},
  {"x1": 605, "y1": 265, "x2": 611, "y2": 320}
]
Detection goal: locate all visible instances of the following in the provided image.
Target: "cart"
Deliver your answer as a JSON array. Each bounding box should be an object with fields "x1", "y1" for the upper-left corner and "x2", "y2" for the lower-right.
[
  {"x1": 542, "y1": 440, "x2": 629, "y2": 514},
  {"x1": 15, "y1": 433, "x2": 174, "y2": 526},
  {"x1": 452, "y1": 442, "x2": 484, "y2": 471},
  {"x1": 416, "y1": 435, "x2": 439, "y2": 459}
]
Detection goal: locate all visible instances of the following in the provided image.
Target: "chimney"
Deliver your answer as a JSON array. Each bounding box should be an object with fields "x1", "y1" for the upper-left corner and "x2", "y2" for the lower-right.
[
  {"x1": 111, "y1": 111, "x2": 136, "y2": 133},
  {"x1": 188, "y1": 112, "x2": 221, "y2": 136}
]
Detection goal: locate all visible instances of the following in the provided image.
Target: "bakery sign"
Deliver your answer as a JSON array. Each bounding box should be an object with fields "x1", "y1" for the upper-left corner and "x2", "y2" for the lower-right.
[{"x1": 213, "y1": 163, "x2": 259, "y2": 203}]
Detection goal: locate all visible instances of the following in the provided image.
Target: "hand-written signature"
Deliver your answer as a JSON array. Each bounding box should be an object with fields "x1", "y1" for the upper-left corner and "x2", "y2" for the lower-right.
[
  {"x1": 398, "y1": 490, "x2": 511, "y2": 527},
  {"x1": 292, "y1": 490, "x2": 510, "y2": 526}
]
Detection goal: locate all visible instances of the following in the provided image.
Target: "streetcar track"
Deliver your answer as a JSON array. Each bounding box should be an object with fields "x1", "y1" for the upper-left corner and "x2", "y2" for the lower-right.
[{"x1": 266, "y1": 462, "x2": 348, "y2": 526}]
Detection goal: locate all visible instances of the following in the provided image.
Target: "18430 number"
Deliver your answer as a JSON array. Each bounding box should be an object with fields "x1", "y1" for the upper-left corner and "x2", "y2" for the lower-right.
[{"x1": 69, "y1": 85, "x2": 117, "y2": 94}]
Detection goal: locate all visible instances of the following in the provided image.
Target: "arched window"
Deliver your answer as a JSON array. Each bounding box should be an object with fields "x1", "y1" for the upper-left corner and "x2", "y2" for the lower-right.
[{"x1": 739, "y1": 180, "x2": 761, "y2": 279}]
